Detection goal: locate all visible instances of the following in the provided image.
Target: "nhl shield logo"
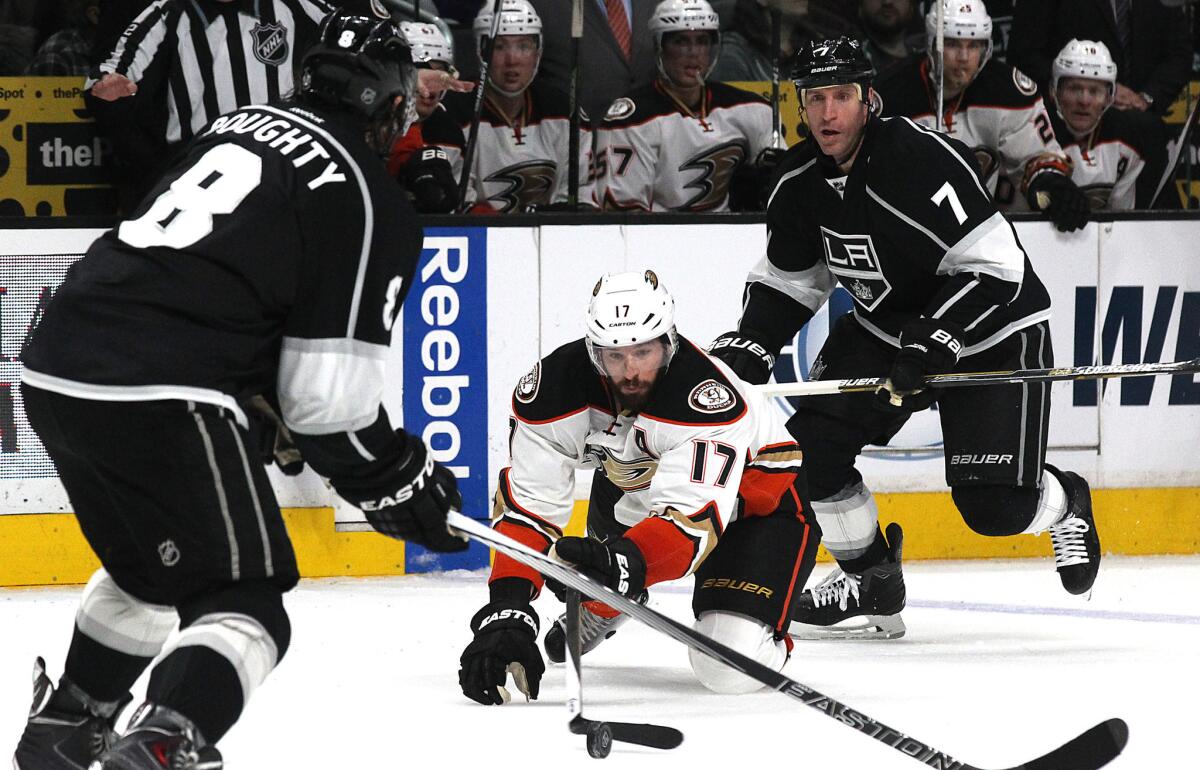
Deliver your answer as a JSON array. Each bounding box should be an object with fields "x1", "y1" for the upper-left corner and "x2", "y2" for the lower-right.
[{"x1": 251, "y1": 22, "x2": 289, "y2": 66}]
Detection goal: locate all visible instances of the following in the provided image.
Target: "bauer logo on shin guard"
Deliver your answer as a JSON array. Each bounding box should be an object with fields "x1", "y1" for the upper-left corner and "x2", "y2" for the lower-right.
[{"x1": 700, "y1": 577, "x2": 774, "y2": 598}]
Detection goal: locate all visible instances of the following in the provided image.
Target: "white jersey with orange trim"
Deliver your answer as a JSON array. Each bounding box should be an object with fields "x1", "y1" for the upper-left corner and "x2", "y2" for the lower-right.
[
  {"x1": 1046, "y1": 107, "x2": 1166, "y2": 210},
  {"x1": 443, "y1": 83, "x2": 595, "y2": 212},
  {"x1": 874, "y1": 56, "x2": 1071, "y2": 209},
  {"x1": 596, "y1": 80, "x2": 772, "y2": 212},
  {"x1": 488, "y1": 336, "x2": 803, "y2": 588}
]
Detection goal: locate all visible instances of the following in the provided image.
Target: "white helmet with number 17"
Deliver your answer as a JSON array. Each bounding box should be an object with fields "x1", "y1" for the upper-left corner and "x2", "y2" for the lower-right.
[{"x1": 585, "y1": 270, "x2": 679, "y2": 375}]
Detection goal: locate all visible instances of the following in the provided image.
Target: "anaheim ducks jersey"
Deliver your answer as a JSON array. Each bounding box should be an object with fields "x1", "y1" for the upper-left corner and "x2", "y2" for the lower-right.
[
  {"x1": 739, "y1": 115, "x2": 1052, "y2": 359},
  {"x1": 1044, "y1": 107, "x2": 1164, "y2": 211},
  {"x1": 386, "y1": 104, "x2": 465, "y2": 182},
  {"x1": 443, "y1": 83, "x2": 594, "y2": 212},
  {"x1": 596, "y1": 81, "x2": 772, "y2": 212},
  {"x1": 488, "y1": 337, "x2": 805, "y2": 592},
  {"x1": 874, "y1": 56, "x2": 1070, "y2": 208}
]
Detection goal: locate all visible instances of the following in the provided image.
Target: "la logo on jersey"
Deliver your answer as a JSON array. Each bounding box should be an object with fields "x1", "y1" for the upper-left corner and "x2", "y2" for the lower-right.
[{"x1": 819, "y1": 227, "x2": 892, "y2": 311}]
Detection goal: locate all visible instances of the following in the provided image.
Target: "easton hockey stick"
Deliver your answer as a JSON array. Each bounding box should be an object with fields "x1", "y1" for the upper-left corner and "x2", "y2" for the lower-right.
[
  {"x1": 754, "y1": 357, "x2": 1200, "y2": 399},
  {"x1": 456, "y1": 0, "x2": 504, "y2": 211},
  {"x1": 446, "y1": 512, "x2": 1129, "y2": 770},
  {"x1": 564, "y1": 589, "x2": 684, "y2": 757}
]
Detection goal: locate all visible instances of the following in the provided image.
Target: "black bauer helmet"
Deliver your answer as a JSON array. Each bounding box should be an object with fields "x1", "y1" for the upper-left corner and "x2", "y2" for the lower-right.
[
  {"x1": 300, "y1": 9, "x2": 418, "y2": 153},
  {"x1": 790, "y1": 37, "x2": 876, "y2": 103}
]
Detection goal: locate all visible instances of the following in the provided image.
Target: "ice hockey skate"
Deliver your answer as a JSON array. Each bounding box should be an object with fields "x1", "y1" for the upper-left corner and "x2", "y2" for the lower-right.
[
  {"x1": 13, "y1": 656, "x2": 128, "y2": 770},
  {"x1": 790, "y1": 523, "x2": 907, "y2": 640},
  {"x1": 544, "y1": 592, "x2": 649, "y2": 664},
  {"x1": 99, "y1": 703, "x2": 222, "y2": 770},
  {"x1": 1045, "y1": 464, "x2": 1102, "y2": 596}
]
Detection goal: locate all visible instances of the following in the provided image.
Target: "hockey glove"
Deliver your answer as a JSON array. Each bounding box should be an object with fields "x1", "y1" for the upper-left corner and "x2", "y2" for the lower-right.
[
  {"x1": 1028, "y1": 172, "x2": 1089, "y2": 232},
  {"x1": 245, "y1": 395, "x2": 305, "y2": 476},
  {"x1": 728, "y1": 147, "x2": 786, "y2": 211},
  {"x1": 545, "y1": 536, "x2": 648, "y2": 602},
  {"x1": 708, "y1": 330, "x2": 776, "y2": 385},
  {"x1": 403, "y1": 146, "x2": 459, "y2": 214},
  {"x1": 331, "y1": 431, "x2": 468, "y2": 552},
  {"x1": 875, "y1": 318, "x2": 964, "y2": 414},
  {"x1": 459, "y1": 600, "x2": 544, "y2": 705}
]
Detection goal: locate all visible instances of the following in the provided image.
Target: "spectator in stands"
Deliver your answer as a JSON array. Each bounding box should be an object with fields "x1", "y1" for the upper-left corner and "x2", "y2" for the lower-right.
[
  {"x1": 596, "y1": 0, "x2": 774, "y2": 212},
  {"x1": 1046, "y1": 39, "x2": 1166, "y2": 210},
  {"x1": 389, "y1": 20, "x2": 467, "y2": 213},
  {"x1": 530, "y1": 0, "x2": 657, "y2": 122},
  {"x1": 710, "y1": 0, "x2": 859, "y2": 83},
  {"x1": 0, "y1": 23, "x2": 36, "y2": 74},
  {"x1": 444, "y1": 0, "x2": 595, "y2": 212},
  {"x1": 1008, "y1": 0, "x2": 1191, "y2": 115},
  {"x1": 84, "y1": 0, "x2": 330, "y2": 210},
  {"x1": 856, "y1": 0, "x2": 922, "y2": 74},
  {"x1": 27, "y1": 0, "x2": 101, "y2": 76}
]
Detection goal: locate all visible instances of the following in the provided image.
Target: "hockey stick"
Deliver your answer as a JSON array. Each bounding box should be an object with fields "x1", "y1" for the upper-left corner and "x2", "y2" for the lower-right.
[
  {"x1": 566, "y1": 0, "x2": 583, "y2": 207},
  {"x1": 563, "y1": 589, "x2": 684, "y2": 757},
  {"x1": 446, "y1": 512, "x2": 1129, "y2": 770},
  {"x1": 934, "y1": 0, "x2": 945, "y2": 131},
  {"x1": 769, "y1": 7, "x2": 783, "y2": 149},
  {"x1": 456, "y1": 0, "x2": 504, "y2": 212},
  {"x1": 1149, "y1": 91, "x2": 1200, "y2": 208},
  {"x1": 754, "y1": 357, "x2": 1200, "y2": 399}
]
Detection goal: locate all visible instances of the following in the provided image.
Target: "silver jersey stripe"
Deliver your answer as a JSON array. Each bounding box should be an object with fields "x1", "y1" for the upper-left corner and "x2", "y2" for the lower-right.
[
  {"x1": 347, "y1": 431, "x2": 377, "y2": 462},
  {"x1": 853, "y1": 307, "x2": 1053, "y2": 355},
  {"x1": 866, "y1": 184, "x2": 950, "y2": 251},
  {"x1": 895, "y1": 116, "x2": 990, "y2": 200},
  {"x1": 278, "y1": 336, "x2": 389, "y2": 435},
  {"x1": 190, "y1": 406, "x2": 241, "y2": 580},
  {"x1": 937, "y1": 212, "x2": 1026, "y2": 286},
  {"x1": 930, "y1": 278, "x2": 980, "y2": 320},
  {"x1": 745, "y1": 253, "x2": 836, "y2": 316},
  {"x1": 228, "y1": 421, "x2": 273, "y2": 578},
  {"x1": 1017, "y1": 329, "x2": 1030, "y2": 482},
  {"x1": 766, "y1": 158, "x2": 815, "y2": 210}
]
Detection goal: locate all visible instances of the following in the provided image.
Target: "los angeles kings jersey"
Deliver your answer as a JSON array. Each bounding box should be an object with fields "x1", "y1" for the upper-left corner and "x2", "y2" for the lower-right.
[
  {"x1": 1047, "y1": 107, "x2": 1165, "y2": 210},
  {"x1": 739, "y1": 115, "x2": 1052, "y2": 358},
  {"x1": 443, "y1": 83, "x2": 594, "y2": 212},
  {"x1": 874, "y1": 56, "x2": 1070, "y2": 208},
  {"x1": 596, "y1": 80, "x2": 772, "y2": 212},
  {"x1": 22, "y1": 102, "x2": 423, "y2": 473},
  {"x1": 488, "y1": 337, "x2": 805, "y2": 592}
]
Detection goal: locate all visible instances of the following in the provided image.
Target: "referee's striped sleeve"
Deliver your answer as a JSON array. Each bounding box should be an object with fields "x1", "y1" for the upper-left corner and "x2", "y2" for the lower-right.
[{"x1": 90, "y1": 0, "x2": 173, "y2": 86}]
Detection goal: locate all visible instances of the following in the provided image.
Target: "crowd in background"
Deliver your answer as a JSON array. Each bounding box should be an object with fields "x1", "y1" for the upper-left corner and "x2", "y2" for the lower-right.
[{"x1": 0, "y1": 0, "x2": 1197, "y2": 215}]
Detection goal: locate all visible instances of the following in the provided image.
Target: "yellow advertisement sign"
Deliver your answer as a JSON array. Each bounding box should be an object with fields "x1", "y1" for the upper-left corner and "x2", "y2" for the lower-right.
[
  {"x1": 728, "y1": 80, "x2": 809, "y2": 147},
  {"x1": 0, "y1": 77, "x2": 117, "y2": 217}
]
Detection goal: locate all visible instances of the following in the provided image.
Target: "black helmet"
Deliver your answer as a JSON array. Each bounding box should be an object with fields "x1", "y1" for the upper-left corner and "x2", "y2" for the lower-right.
[
  {"x1": 300, "y1": 9, "x2": 418, "y2": 148},
  {"x1": 790, "y1": 37, "x2": 875, "y2": 98}
]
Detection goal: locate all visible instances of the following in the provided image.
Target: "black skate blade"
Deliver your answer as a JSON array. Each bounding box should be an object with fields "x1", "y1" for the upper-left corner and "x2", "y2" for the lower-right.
[
  {"x1": 965, "y1": 718, "x2": 1128, "y2": 770},
  {"x1": 569, "y1": 716, "x2": 684, "y2": 750}
]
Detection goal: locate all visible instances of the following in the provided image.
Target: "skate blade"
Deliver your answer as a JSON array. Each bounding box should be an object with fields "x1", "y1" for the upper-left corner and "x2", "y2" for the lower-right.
[{"x1": 789, "y1": 613, "x2": 906, "y2": 641}]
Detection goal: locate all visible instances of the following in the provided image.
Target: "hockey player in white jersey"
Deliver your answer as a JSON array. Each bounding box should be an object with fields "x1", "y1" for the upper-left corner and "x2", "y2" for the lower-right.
[
  {"x1": 458, "y1": 271, "x2": 820, "y2": 703},
  {"x1": 389, "y1": 21, "x2": 466, "y2": 213},
  {"x1": 596, "y1": 0, "x2": 774, "y2": 212},
  {"x1": 1046, "y1": 39, "x2": 1166, "y2": 210},
  {"x1": 443, "y1": 0, "x2": 594, "y2": 212},
  {"x1": 874, "y1": 0, "x2": 1091, "y2": 231}
]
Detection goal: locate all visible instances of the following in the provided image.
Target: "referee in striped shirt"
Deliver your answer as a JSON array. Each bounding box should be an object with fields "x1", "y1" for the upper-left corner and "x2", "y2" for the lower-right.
[{"x1": 86, "y1": 0, "x2": 333, "y2": 208}]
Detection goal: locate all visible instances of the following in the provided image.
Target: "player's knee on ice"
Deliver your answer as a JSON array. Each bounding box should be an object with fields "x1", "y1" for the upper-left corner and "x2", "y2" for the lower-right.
[
  {"x1": 952, "y1": 484, "x2": 1042, "y2": 537},
  {"x1": 688, "y1": 611, "x2": 787, "y2": 694}
]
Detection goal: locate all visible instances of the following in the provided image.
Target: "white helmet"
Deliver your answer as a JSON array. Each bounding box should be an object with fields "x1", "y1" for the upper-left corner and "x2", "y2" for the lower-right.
[
  {"x1": 1051, "y1": 39, "x2": 1117, "y2": 134},
  {"x1": 926, "y1": 0, "x2": 994, "y2": 75},
  {"x1": 649, "y1": 0, "x2": 721, "y2": 83},
  {"x1": 585, "y1": 270, "x2": 679, "y2": 374},
  {"x1": 400, "y1": 21, "x2": 455, "y2": 69},
  {"x1": 474, "y1": 0, "x2": 542, "y2": 95}
]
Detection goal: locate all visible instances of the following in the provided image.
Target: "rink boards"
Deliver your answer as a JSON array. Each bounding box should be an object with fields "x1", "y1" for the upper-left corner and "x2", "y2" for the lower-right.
[{"x1": 0, "y1": 218, "x2": 1197, "y2": 583}]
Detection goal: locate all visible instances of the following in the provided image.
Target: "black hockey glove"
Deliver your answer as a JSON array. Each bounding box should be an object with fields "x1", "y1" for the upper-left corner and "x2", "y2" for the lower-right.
[
  {"x1": 728, "y1": 147, "x2": 786, "y2": 211},
  {"x1": 459, "y1": 600, "x2": 544, "y2": 705},
  {"x1": 545, "y1": 536, "x2": 648, "y2": 602},
  {"x1": 1028, "y1": 172, "x2": 1089, "y2": 232},
  {"x1": 875, "y1": 318, "x2": 964, "y2": 414},
  {"x1": 245, "y1": 395, "x2": 305, "y2": 476},
  {"x1": 403, "y1": 146, "x2": 459, "y2": 214},
  {"x1": 331, "y1": 431, "x2": 468, "y2": 552},
  {"x1": 708, "y1": 330, "x2": 776, "y2": 385}
]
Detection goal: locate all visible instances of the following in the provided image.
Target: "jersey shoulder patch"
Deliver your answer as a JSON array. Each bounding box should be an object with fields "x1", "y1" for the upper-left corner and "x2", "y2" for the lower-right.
[
  {"x1": 511, "y1": 339, "x2": 606, "y2": 423},
  {"x1": 601, "y1": 84, "x2": 666, "y2": 127},
  {"x1": 1012, "y1": 67, "x2": 1039, "y2": 97},
  {"x1": 966, "y1": 62, "x2": 1042, "y2": 108},
  {"x1": 640, "y1": 339, "x2": 747, "y2": 426},
  {"x1": 605, "y1": 97, "x2": 637, "y2": 122}
]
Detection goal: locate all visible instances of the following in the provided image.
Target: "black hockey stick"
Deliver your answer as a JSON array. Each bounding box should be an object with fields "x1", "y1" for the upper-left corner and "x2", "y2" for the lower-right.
[
  {"x1": 447, "y1": 512, "x2": 1128, "y2": 770},
  {"x1": 456, "y1": 0, "x2": 504, "y2": 212},
  {"x1": 769, "y1": 7, "x2": 783, "y2": 149},
  {"x1": 563, "y1": 589, "x2": 684, "y2": 757},
  {"x1": 1149, "y1": 91, "x2": 1200, "y2": 208},
  {"x1": 566, "y1": 0, "x2": 583, "y2": 207},
  {"x1": 755, "y1": 357, "x2": 1200, "y2": 399}
]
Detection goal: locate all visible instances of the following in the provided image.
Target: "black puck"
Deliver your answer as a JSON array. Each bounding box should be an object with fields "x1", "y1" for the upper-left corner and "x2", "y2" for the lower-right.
[{"x1": 586, "y1": 722, "x2": 613, "y2": 759}]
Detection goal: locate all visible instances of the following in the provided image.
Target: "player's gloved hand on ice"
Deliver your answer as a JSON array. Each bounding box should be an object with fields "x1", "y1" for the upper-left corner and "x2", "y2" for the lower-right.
[
  {"x1": 1028, "y1": 171, "x2": 1089, "y2": 233},
  {"x1": 402, "y1": 146, "x2": 459, "y2": 214},
  {"x1": 545, "y1": 536, "x2": 647, "y2": 601},
  {"x1": 459, "y1": 598, "x2": 544, "y2": 705},
  {"x1": 708, "y1": 330, "x2": 776, "y2": 385},
  {"x1": 331, "y1": 431, "x2": 468, "y2": 552},
  {"x1": 245, "y1": 395, "x2": 305, "y2": 476},
  {"x1": 875, "y1": 317, "x2": 963, "y2": 414}
]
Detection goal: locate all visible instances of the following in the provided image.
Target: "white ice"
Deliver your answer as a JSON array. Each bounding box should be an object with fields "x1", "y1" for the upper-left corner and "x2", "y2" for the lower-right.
[{"x1": 2, "y1": 555, "x2": 1197, "y2": 769}]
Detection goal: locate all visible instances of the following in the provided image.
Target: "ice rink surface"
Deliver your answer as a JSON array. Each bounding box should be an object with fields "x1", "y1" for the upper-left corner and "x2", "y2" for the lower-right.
[{"x1": 2, "y1": 555, "x2": 1197, "y2": 769}]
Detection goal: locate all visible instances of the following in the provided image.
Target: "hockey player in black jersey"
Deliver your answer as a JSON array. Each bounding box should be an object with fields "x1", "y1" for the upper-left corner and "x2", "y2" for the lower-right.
[
  {"x1": 1046, "y1": 39, "x2": 1167, "y2": 210},
  {"x1": 873, "y1": 0, "x2": 1090, "y2": 231},
  {"x1": 459, "y1": 271, "x2": 819, "y2": 703},
  {"x1": 14, "y1": 11, "x2": 466, "y2": 770},
  {"x1": 710, "y1": 38, "x2": 1102, "y2": 641}
]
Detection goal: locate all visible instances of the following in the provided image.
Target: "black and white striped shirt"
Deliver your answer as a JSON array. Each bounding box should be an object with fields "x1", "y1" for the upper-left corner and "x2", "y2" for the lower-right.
[{"x1": 89, "y1": 0, "x2": 332, "y2": 145}]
